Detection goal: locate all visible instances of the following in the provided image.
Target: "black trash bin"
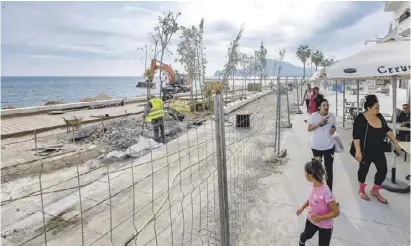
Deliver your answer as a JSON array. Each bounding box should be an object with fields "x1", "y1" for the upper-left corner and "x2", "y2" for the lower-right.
[{"x1": 236, "y1": 113, "x2": 251, "y2": 128}]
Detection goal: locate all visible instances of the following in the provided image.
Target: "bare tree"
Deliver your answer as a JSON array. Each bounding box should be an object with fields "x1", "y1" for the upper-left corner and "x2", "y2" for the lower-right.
[
  {"x1": 223, "y1": 25, "x2": 244, "y2": 100},
  {"x1": 195, "y1": 19, "x2": 207, "y2": 109},
  {"x1": 147, "y1": 32, "x2": 162, "y2": 60},
  {"x1": 152, "y1": 11, "x2": 181, "y2": 98},
  {"x1": 256, "y1": 41, "x2": 268, "y2": 90},
  {"x1": 239, "y1": 53, "x2": 254, "y2": 97},
  {"x1": 176, "y1": 25, "x2": 197, "y2": 111}
]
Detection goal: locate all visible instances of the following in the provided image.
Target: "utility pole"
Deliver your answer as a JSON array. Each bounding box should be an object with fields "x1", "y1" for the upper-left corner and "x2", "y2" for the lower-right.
[
  {"x1": 144, "y1": 45, "x2": 149, "y2": 97},
  {"x1": 138, "y1": 45, "x2": 150, "y2": 98}
]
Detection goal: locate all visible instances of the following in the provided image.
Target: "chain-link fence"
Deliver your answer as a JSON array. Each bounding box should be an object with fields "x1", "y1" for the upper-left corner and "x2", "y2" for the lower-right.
[{"x1": 1, "y1": 77, "x2": 305, "y2": 246}]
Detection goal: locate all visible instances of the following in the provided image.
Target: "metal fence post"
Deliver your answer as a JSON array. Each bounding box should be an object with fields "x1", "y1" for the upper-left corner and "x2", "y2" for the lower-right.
[
  {"x1": 214, "y1": 94, "x2": 230, "y2": 246},
  {"x1": 335, "y1": 80, "x2": 338, "y2": 117},
  {"x1": 285, "y1": 77, "x2": 291, "y2": 127},
  {"x1": 301, "y1": 78, "x2": 304, "y2": 102},
  {"x1": 356, "y1": 79, "x2": 360, "y2": 115},
  {"x1": 276, "y1": 77, "x2": 282, "y2": 154},
  {"x1": 295, "y1": 77, "x2": 302, "y2": 114},
  {"x1": 343, "y1": 80, "x2": 346, "y2": 127}
]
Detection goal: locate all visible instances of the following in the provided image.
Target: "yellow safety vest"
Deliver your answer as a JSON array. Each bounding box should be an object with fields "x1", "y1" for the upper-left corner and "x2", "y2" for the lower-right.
[{"x1": 146, "y1": 98, "x2": 165, "y2": 121}]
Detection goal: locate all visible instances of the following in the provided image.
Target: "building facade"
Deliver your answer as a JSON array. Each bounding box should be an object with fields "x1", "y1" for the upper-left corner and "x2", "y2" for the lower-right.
[
  {"x1": 384, "y1": 1, "x2": 410, "y2": 38},
  {"x1": 384, "y1": 1, "x2": 410, "y2": 104}
]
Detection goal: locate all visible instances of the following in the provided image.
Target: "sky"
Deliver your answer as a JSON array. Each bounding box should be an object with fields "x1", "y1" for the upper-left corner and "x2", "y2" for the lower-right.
[{"x1": 1, "y1": 0, "x2": 393, "y2": 77}]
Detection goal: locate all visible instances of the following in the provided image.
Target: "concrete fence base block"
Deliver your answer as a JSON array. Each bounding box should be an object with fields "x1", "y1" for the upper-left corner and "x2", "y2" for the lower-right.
[
  {"x1": 295, "y1": 109, "x2": 303, "y2": 114},
  {"x1": 382, "y1": 179, "x2": 410, "y2": 193},
  {"x1": 278, "y1": 149, "x2": 287, "y2": 158},
  {"x1": 280, "y1": 123, "x2": 293, "y2": 128},
  {"x1": 263, "y1": 147, "x2": 279, "y2": 163}
]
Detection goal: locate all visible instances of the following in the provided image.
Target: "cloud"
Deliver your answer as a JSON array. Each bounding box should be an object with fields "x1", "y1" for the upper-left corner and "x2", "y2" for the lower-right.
[{"x1": 1, "y1": 1, "x2": 393, "y2": 76}]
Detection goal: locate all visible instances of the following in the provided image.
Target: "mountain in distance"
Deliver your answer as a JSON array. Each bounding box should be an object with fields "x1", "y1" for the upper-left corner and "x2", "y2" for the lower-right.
[{"x1": 213, "y1": 58, "x2": 314, "y2": 77}]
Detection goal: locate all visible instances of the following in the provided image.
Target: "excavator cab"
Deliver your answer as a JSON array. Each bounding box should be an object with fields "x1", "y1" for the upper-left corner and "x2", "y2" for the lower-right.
[{"x1": 174, "y1": 73, "x2": 184, "y2": 86}]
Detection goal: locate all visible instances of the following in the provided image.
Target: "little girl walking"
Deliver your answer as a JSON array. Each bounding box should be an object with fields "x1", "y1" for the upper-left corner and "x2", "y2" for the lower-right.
[{"x1": 297, "y1": 158, "x2": 340, "y2": 246}]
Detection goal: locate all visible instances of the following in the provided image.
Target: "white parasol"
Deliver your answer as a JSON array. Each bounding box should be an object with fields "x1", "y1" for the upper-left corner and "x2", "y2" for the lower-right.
[
  {"x1": 325, "y1": 36, "x2": 410, "y2": 80},
  {"x1": 325, "y1": 36, "x2": 411, "y2": 193}
]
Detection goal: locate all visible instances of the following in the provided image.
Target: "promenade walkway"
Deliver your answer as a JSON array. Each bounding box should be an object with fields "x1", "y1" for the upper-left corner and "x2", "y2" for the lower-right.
[
  {"x1": 1, "y1": 103, "x2": 146, "y2": 138},
  {"x1": 241, "y1": 109, "x2": 410, "y2": 245},
  {"x1": 0, "y1": 90, "x2": 251, "y2": 139}
]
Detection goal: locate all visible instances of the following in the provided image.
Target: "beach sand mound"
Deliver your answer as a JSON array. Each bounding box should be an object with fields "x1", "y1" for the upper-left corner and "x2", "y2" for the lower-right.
[
  {"x1": 80, "y1": 93, "x2": 112, "y2": 102},
  {"x1": 2, "y1": 106, "x2": 18, "y2": 109},
  {"x1": 44, "y1": 101, "x2": 64, "y2": 105}
]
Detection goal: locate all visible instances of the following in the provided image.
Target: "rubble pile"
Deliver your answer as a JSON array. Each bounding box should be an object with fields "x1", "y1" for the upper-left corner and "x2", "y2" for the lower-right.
[
  {"x1": 77, "y1": 115, "x2": 195, "y2": 151},
  {"x1": 86, "y1": 118, "x2": 143, "y2": 150}
]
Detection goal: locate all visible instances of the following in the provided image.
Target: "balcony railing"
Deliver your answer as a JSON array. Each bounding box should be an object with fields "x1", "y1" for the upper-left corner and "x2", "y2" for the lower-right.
[
  {"x1": 383, "y1": 26, "x2": 399, "y2": 39},
  {"x1": 399, "y1": 8, "x2": 410, "y2": 24}
]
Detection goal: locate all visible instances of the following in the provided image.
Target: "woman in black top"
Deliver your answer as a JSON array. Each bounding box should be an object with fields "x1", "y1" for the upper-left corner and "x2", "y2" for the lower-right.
[{"x1": 352, "y1": 95, "x2": 402, "y2": 204}]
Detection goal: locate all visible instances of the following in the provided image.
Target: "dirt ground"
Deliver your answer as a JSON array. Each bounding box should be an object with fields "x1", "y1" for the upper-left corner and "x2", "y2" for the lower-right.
[
  {"x1": 1, "y1": 91, "x2": 293, "y2": 246},
  {"x1": 0, "y1": 111, "x2": 209, "y2": 183}
]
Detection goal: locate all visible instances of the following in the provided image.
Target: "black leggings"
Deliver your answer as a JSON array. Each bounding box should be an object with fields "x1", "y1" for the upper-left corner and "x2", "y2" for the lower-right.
[
  {"x1": 306, "y1": 99, "x2": 310, "y2": 112},
  {"x1": 300, "y1": 219, "x2": 332, "y2": 246},
  {"x1": 312, "y1": 147, "x2": 335, "y2": 191},
  {"x1": 358, "y1": 153, "x2": 387, "y2": 186}
]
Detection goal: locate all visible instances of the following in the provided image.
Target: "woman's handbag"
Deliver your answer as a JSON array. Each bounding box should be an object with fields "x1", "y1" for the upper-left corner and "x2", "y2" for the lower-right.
[
  {"x1": 333, "y1": 132, "x2": 344, "y2": 153},
  {"x1": 379, "y1": 114, "x2": 392, "y2": 153},
  {"x1": 350, "y1": 121, "x2": 368, "y2": 159},
  {"x1": 382, "y1": 137, "x2": 392, "y2": 153}
]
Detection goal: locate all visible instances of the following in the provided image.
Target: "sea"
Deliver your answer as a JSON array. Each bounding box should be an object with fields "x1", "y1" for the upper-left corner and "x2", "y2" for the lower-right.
[
  {"x1": 0, "y1": 76, "x2": 275, "y2": 108},
  {"x1": 1, "y1": 76, "x2": 166, "y2": 108}
]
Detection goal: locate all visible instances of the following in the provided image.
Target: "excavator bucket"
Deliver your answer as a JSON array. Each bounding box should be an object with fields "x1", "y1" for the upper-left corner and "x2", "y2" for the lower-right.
[{"x1": 136, "y1": 81, "x2": 156, "y2": 89}]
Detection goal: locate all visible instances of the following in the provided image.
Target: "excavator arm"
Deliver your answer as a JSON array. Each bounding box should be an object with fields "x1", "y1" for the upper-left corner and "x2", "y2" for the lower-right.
[{"x1": 148, "y1": 59, "x2": 175, "y2": 84}]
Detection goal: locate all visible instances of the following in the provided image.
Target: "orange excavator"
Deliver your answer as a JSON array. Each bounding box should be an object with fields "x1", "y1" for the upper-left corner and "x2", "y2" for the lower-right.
[{"x1": 137, "y1": 59, "x2": 191, "y2": 99}]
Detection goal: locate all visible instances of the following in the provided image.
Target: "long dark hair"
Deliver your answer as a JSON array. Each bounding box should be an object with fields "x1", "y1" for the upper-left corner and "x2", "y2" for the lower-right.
[
  {"x1": 364, "y1": 94, "x2": 378, "y2": 111},
  {"x1": 315, "y1": 94, "x2": 325, "y2": 111},
  {"x1": 304, "y1": 158, "x2": 326, "y2": 183}
]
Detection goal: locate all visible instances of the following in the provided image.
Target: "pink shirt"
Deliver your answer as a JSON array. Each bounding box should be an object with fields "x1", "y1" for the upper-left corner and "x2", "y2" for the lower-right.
[
  {"x1": 309, "y1": 94, "x2": 317, "y2": 114},
  {"x1": 308, "y1": 183, "x2": 335, "y2": 229}
]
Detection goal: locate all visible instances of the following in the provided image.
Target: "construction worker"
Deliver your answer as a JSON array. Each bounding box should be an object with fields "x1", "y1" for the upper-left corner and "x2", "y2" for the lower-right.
[
  {"x1": 215, "y1": 81, "x2": 222, "y2": 94},
  {"x1": 144, "y1": 95, "x2": 166, "y2": 143}
]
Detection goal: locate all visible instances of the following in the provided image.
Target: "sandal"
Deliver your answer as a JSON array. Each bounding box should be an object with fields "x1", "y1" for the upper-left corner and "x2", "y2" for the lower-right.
[
  {"x1": 358, "y1": 183, "x2": 369, "y2": 201},
  {"x1": 370, "y1": 185, "x2": 388, "y2": 204},
  {"x1": 359, "y1": 191, "x2": 370, "y2": 201}
]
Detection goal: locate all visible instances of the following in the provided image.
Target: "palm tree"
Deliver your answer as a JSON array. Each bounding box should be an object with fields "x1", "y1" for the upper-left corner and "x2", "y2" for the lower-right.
[
  {"x1": 311, "y1": 50, "x2": 324, "y2": 71},
  {"x1": 320, "y1": 57, "x2": 335, "y2": 67},
  {"x1": 295, "y1": 45, "x2": 312, "y2": 81}
]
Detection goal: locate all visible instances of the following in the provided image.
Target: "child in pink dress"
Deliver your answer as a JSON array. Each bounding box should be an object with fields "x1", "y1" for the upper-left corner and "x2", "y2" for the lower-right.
[{"x1": 297, "y1": 158, "x2": 340, "y2": 246}]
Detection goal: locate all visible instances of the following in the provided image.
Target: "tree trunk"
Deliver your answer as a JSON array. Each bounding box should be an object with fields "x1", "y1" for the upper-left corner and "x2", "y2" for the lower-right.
[
  {"x1": 242, "y1": 66, "x2": 246, "y2": 99},
  {"x1": 198, "y1": 44, "x2": 205, "y2": 111},
  {"x1": 303, "y1": 62, "x2": 306, "y2": 81},
  {"x1": 243, "y1": 76, "x2": 247, "y2": 99},
  {"x1": 194, "y1": 59, "x2": 198, "y2": 112},
  {"x1": 259, "y1": 73, "x2": 263, "y2": 92},
  {"x1": 232, "y1": 72, "x2": 235, "y2": 98},
  {"x1": 190, "y1": 71, "x2": 196, "y2": 113},
  {"x1": 159, "y1": 51, "x2": 165, "y2": 99},
  {"x1": 253, "y1": 55, "x2": 257, "y2": 94}
]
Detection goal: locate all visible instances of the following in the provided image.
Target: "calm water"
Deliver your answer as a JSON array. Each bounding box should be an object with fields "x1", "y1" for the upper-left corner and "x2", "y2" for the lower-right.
[
  {"x1": 1, "y1": 76, "x2": 274, "y2": 108},
  {"x1": 0, "y1": 76, "x2": 164, "y2": 108}
]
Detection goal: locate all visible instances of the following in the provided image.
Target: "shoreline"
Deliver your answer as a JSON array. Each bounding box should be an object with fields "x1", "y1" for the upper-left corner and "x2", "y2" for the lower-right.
[
  {"x1": 0, "y1": 76, "x2": 291, "y2": 110},
  {"x1": 0, "y1": 89, "x2": 260, "y2": 139},
  {"x1": 0, "y1": 86, "x2": 256, "y2": 117}
]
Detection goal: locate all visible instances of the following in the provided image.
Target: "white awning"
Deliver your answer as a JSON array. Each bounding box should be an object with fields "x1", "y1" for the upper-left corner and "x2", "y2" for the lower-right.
[{"x1": 324, "y1": 36, "x2": 410, "y2": 80}]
